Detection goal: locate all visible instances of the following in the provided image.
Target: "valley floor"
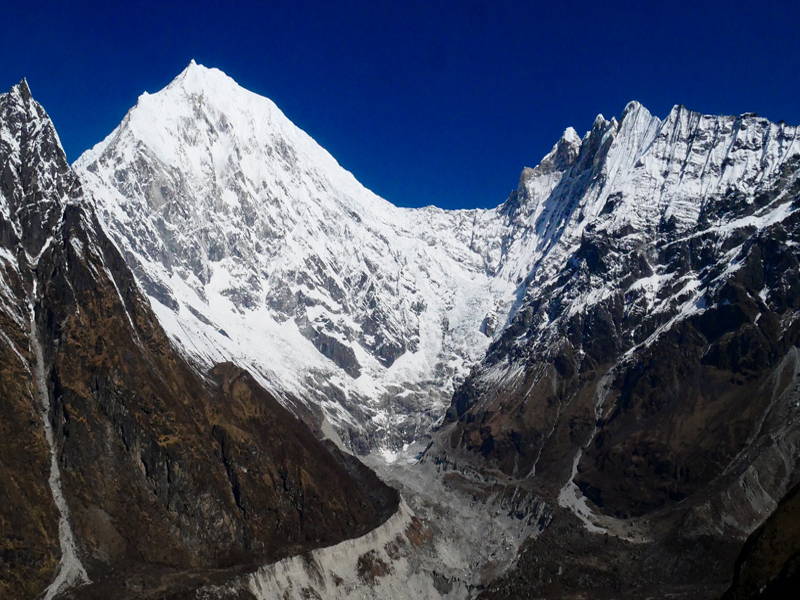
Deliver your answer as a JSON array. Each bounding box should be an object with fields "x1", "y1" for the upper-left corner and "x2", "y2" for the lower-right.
[
  {"x1": 44, "y1": 432, "x2": 758, "y2": 600},
  {"x1": 175, "y1": 445, "x2": 740, "y2": 600}
]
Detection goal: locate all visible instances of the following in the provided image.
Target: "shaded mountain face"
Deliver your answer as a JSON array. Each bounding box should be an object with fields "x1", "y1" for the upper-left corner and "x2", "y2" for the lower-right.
[
  {"x1": 723, "y1": 480, "x2": 800, "y2": 600},
  {"x1": 0, "y1": 81, "x2": 397, "y2": 600},
  {"x1": 438, "y1": 102, "x2": 800, "y2": 545},
  {"x1": 0, "y1": 79, "x2": 72, "y2": 600}
]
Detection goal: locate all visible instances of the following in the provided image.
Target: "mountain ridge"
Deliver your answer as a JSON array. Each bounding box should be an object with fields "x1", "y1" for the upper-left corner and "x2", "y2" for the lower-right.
[
  {"x1": 437, "y1": 81, "x2": 800, "y2": 538},
  {"x1": 78, "y1": 61, "x2": 798, "y2": 458},
  {"x1": 5, "y1": 63, "x2": 800, "y2": 599},
  {"x1": 74, "y1": 61, "x2": 527, "y2": 453}
]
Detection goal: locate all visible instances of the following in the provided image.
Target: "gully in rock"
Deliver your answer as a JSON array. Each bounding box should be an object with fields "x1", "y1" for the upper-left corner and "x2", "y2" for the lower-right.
[{"x1": 27, "y1": 278, "x2": 90, "y2": 599}]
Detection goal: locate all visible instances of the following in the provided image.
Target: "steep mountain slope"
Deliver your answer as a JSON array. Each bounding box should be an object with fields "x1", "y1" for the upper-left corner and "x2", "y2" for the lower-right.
[
  {"x1": 0, "y1": 78, "x2": 74, "y2": 600},
  {"x1": 0, "y1": 80, "x2": 397, "y2": 600},
  {"x1": 74, "y1": 62, "x2": 554, "y2": 453},
  {"x1": 435, "y1": 102, "x2": 800, "y2": 595},
  {"x1": 723, "y1": 479, "x2": 800, "y2": 600}
]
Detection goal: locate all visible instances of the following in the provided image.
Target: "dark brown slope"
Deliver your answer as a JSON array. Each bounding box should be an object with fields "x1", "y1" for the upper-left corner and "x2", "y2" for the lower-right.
[
  {"x1": 0, "y1": 264, "x2": 59, "y2": 599},
  {"x1": 0, "y1": 78, "x2": 67, "y2": 600},
  {"x1": 0, "y1": 81, "x2": 398, "y2": 599},
  {"x1": 478, "y1": 507, "x2": 733, "y2": 600},
  {"x1": 722, "y1": 481, "x2": 800, "y2": 600}
]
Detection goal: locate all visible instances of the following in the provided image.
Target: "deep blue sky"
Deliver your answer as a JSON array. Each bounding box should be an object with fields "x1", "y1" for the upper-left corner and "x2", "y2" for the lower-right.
[{"x1": 2, "y1": 1, "x2": 799, "y2": 209}]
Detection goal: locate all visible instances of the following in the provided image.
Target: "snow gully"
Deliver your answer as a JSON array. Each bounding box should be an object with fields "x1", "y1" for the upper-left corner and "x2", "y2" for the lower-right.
[{"x1": 28, "y1": 277, "x2": 89, "y2": 599}]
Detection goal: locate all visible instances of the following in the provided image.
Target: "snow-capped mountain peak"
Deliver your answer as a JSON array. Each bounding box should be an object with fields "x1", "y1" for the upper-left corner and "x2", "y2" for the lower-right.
[
  {"x1": 75, "y1": 64, "x2": 525, "y2": 452},
  {"x1": 75, "y1": 63, "x2": 800, "y2": 458}
]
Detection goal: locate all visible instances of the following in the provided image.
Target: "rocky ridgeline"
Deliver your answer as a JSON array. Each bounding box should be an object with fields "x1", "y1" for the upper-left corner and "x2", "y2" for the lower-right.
[{"x1": 437, "y1": 101, "x2": 800, "y2": 596}]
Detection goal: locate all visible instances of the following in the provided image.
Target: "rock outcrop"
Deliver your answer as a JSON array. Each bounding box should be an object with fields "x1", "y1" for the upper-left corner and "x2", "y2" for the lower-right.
[{"x1": 722, "y1": 481, "x2": 800, "y2": 600}]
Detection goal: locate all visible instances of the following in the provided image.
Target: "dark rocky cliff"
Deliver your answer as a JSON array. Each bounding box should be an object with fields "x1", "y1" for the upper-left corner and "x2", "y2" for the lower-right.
[{"x1": 722, "y1": 481, "x2": 800, "y2": 600}]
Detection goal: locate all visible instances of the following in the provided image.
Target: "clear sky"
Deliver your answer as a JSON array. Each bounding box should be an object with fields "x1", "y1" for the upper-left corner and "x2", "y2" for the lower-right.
[{"x1": 2, "y1": 1, "x2": 798, "y2": 210}]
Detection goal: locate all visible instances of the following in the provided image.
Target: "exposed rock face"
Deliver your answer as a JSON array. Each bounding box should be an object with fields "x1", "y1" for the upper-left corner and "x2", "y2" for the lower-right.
[
  {"x1": 722, "y1": 480, "x2": 800, "y2": 600},
  {"x1": 0, "y1": 80, "x2": 397, "y2": 600},
  {"x1": 477, "y1": 507, "x2": 736, "y2": 600},
  {"x1": 435, "y1": 102, "x2": 800, "y2": 594},
  {"x1": 0, "y1": 77, "x2": 65, "y2": 600}
]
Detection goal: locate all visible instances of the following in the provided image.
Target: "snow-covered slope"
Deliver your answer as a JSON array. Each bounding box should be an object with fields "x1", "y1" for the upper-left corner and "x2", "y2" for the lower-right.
[
  {"x1": 76, "y1": 61, "x2": 800, "y2": 463},
  {"x1": 75, "y1": 62, "x2": 542, "y2": 452},
  {"x1": 1, "y1": 78, "x2": 403, "y2": 600}
]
